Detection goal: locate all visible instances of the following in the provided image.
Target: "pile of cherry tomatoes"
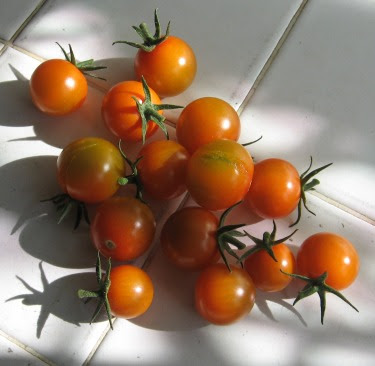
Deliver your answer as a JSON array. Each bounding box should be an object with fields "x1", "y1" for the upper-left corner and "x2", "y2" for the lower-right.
[{"x1": 30, "y1": 9, "x2": 359, "y2": 328}]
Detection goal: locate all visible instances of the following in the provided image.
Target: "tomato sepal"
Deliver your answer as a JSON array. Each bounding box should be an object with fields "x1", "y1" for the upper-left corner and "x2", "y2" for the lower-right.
[
  {"x1": 281, "y1": 270, "x2": 358, "y2": 324},
  {"x1": 112, "y1": 8, "x2": 170, "y2": 52}
]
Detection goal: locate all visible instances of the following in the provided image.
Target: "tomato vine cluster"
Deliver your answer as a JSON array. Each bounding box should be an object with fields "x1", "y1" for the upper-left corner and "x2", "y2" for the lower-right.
[{"x1": 31, "y1": 9, "x2": 360, "y2": 328}]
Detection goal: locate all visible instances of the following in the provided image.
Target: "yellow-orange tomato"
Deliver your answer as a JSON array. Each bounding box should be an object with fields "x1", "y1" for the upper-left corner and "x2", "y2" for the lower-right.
[
  {"x1": 30, "y1": 59, "x2": 87, "y2": 116},
  {"x1": 102, "y1": 81, "x2": 162, "y2": 142},
  {"x1": 187, "y1": 139, "x2": 254, "y2": 210},
  {"x1": 108, "y1": 265, "x2": 154, "y2": 319},
  {"x1": 135, "y1": 36, "x2": 196, "y2": 97},
  {"x1": 176, "y1": 97, "x2": 240, "y2": 154},
  {"x1": 244, "y1": 243, "x2": 296, "y2": 292},
  {"x1": 297, "y1": 232, "x2": 359, "y2": 290},
  {"x1": 195, "y1": 263, "x2": 256, "y2": 325},
  {"x1": 137, "y1": 140, "x2": 190, "y2": 200}
]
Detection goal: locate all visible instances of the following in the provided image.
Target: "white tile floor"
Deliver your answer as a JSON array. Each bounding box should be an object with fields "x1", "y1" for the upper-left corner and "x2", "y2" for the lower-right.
[{"x1": 0, "y1": 1, "x2": 374, "y2": 365}]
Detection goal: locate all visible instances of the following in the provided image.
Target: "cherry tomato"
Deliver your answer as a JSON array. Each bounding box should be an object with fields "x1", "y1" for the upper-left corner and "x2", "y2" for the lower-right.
[
  {"x1": 30, "y1": 59, "x2": 87, "y2": 116},
  {"x1": 135, "y1": 36, "x2": 196, "y2": 97},
  {"x1": 195, "y1": 263, "x2": 256, "y2": 325},
  {"x1": 176, "y1": 97, "x2": 240, "y2": 154},
  {"x1": 297, "y1": 232, "x2": 360, "y2": 290},
  {"x1": 57, "y1": 137, "x2": 126, "y2": 203},
  {"x1": 161, "y1": 207, "x2": 220, "y2": 271},
  {"x1": 91, "y1": 196, "x2": 156, "y2": 261},
  {"x1": 244, "y1": 243, "x2": 296, "y2": 292},
  {"x1": 137, "y1": 140, "x2": 190, "y2": 200},
  {"x1": 101, "y1": 81, "x2": 162, "y2": 142},
  {"x1": 187, "y1": 139, "x2": 254, "y2": 210},
  {"x1": 245, "y1": 158, "x2": 301, "y2": 219},
  {"x1": 108, "y1": 265, "x2": 154, "y2": 319}
]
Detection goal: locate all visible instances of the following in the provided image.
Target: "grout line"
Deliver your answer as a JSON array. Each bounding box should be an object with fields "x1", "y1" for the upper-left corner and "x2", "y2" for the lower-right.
[
  {"x1": 0, "y1": 329, "x2": 56, "y2": 366},
  {"x1": 236, "y1": 0, "x2": 309, "y2": 116}
]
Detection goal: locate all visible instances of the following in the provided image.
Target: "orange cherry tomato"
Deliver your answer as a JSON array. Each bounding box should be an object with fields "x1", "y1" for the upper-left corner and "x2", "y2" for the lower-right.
[
  {"x1": 297, "y1": 232, "x2": 360, "y2": 290},
  {"x1": 244, "y1": 243, "x2": 296, "y2": 292},
  {"x1": 161, "y1": 207, "x2": 220, "y2": 271},
  {"x1": 57, "y1": 137, "x2": 126, "y2": 203},
  {"x1": 108, "y1": 265, "x2": 154, "y2": 319},
  {"x1": 195, "y1": 263, "x2": 256, "y2": 325},
  {"x1": 137, "y1": 140, "x2": 190, "y2": 200},
  {"x1": 30, "y1": 59, "x2": 87, "y2": 116},
  {"x1": 187, "y1": 139, "x2": 254, "y2": 210},
  {"x1": 101, "y1": 81, "x2": 162, "y2": 142},
  {"x1": 135, "y1": 36, "x2": 196, "y2": 97},
  {"x1": 245, "y1": 158, "x2": 301, "y2": 219},
  {"x1": 176, "y1": 97, "x2": 240, "y2": 154},
  {"x1": 91, "y1": 196, "x2": 156, "y2": 261}
]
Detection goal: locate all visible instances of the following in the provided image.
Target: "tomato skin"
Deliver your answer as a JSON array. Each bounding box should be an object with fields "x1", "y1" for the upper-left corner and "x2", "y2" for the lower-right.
[
  {"x1": 101, "y1": 81, "x2": 162, "y2": 142},
  {"x1": 161, "y1": 207, "x2": 220, "y2": 271},
  {"x1": 245, "y1": 158, "x2": 301, "y2": 219},
  {"x1": 134, "y1": 36, "x2": 197, "y2": 97},
  {"x1": 195, "y1": 263, "x2": 256, "y2": 325},
  {"x1": 91, "y1": 196, "x2": 156, "y2": 261},
  {"x1": 176, "y1": 97, "x2": 240, "y2": 154},
  {"x1": 108, "y1": 265, "x2": 154, "y2": 319},
  {"x1": 297, "y1": 232, "x2": 359, "y2": 290},
  {"x1": 244, "y1": 243, "x2": 296, "y2": 292},
  {"x1": 30, "y1": 59, "x2": 87, "y2": 116},
  {"x1": 187, "y1": 139, "x2": 254, "y2": 211},
  {"x1": 57, "y1": 137, "x2": 126, "y2": 203},
  {"x1": 137, "y1": 140, "x2": 190, "y2": 200}
]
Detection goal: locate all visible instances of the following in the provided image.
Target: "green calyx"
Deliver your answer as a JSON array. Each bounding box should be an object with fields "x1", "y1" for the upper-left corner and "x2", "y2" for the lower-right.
[
  {"x1": 239, "y1": 220, "x2": 297, "y2": 262},
  {"x1": 134, "y1": 76, "x2": 183, "y2": 144},
  {"x1": 290, "y1": 156, "x2": 333, "y2": 227},
  {"x1": 112, "y1": 8, "x2": 170, "y2": 52},
  {"x1": 117, "y1": 140, "x2": 145, "y2": 203},
  {"x1": 281, "y1": 270, "x2": 358, "y2": 324},
  {"x1": 216, "y1": 201, "x2": 248, "y2": 272},
  {"x1": 78, "y1": 252, "x2": 114, "y2": 329},
  {"x1": 41, "y1": 193, "x2": 90, "y2": 230},
  {"x1": 56, "y1": 42, "x2": 107, "y2": 80}
]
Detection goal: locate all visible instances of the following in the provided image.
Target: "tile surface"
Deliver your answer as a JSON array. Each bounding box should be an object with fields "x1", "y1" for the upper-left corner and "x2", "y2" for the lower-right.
[{"x1": 239, "y1": 0, "x2": 375, "y2": 220}]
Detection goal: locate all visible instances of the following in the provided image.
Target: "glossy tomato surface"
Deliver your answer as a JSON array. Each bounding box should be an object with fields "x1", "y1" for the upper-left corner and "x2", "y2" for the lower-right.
[
  {"x1": 161, "y1": 206, "x2": 219, "y2": 271},
  {"x1": 101, "y1": 80, "x2": 162, "y2": 142},
  {"x1": 297, "y1": 232, "x2": 360, "y2": 290},
  {"x1": 108, "y1": 265, "x2": 154, "y2": 319},
  {"x1": 187, "y1": 139, "x2": 254, "y2": 210},
  {"x1": 244, "y1": 243, "x2": 296, "y2": 292},
  {"x1": 137, "y1": 140, "x2": 190, "y2": 200},
  {"x1": 57, "y1": 137, "x2": 126, "y2": 203},
  {"x1": 91, "y1": 196, "x2": 156, "y2": 261},
  {"x1": 30, "y1": 59, "x2": 87, "y2": 116},
  {"x1": 245, "y1": 158, "x2": 301, "y2": 219},
  {"x1": 176, "y1": 97, "x2": 241, "y2": 154},
  {"x1": 135, "y1": 36, "x2": 197, "y2": 97},
  {"x1": 195, "y1": 263, "x2": 256, "y2": 325}
]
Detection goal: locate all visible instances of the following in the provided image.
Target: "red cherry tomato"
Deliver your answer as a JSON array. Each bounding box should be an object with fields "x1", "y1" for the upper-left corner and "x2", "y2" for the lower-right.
[
  {"x1": 187, "y1": 139, "x2": 254, "y2": 210},
  {"x1": 108, "y1": 265, "x2": 154, "y2": 319},
  {"x1": 57, "y1": 137, "x2": 126, "y2": 203},
  {"x1": 244, "y1": 243, "x2": 296, "y2": 292},
  {"x1": 135, "y1": 36, "x2": 196, "y2": 97},
  {"x1": 161, "y1": 207, "x2": 220, "y2": 271},
  {"x1": 30, "y1": 59, "x2": 87, "y2": 116},
  {"x1": 245, "y1": 158, "x2": 301, "y2": 219},
  {"x1": 91, "y1": 196, "x2": 156, "y2": 261},
  {"x1": 195, "y1": 263, "x2": 256, "y2": 325},
  {"x1": 101, "y1": 81, "x2": 162, "y2": 142},
  {"x1": 297, "y1": 232, "x2": 360, "y2": 290},
  {"x1": 176, "y1": 97, "x2": 240, "y2": 154},
  {"x1": 137, "y1": 140, "x2": 190, "y2": 200}
]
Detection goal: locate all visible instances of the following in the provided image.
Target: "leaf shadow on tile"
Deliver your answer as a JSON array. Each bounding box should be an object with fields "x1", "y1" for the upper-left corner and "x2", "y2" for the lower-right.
[{"x1": 6, "y1": 262, "x2": 107, "y2": 338}]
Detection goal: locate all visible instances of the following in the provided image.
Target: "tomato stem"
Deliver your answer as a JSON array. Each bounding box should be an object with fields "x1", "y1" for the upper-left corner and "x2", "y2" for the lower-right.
[{"x1": 112, "y1": 8, "x2": 170, "y2": 52}]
